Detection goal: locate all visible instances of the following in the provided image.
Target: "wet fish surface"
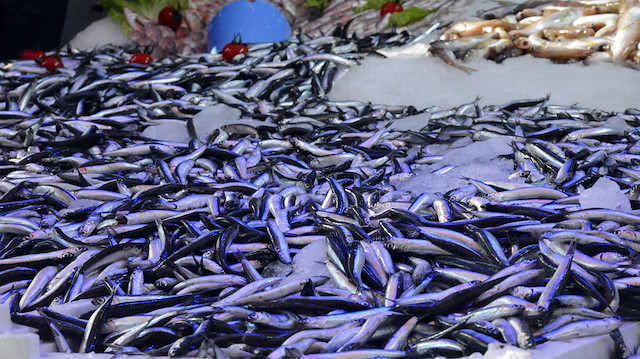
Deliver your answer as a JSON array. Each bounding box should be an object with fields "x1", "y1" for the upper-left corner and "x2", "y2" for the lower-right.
[{"x1": 1, "y1": 16, "x2": 640, "y2": 359}]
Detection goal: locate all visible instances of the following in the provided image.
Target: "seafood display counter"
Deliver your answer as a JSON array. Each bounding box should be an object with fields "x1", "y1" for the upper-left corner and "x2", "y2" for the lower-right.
[{"x1": 1, "y1": 0, "x2": 640, "y2": 358}]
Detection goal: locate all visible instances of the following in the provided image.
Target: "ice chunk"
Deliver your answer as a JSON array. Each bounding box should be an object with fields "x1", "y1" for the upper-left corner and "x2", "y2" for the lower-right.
[
  {"x1": 141, "y1": 104, "x2": 256, "y2": 143},
  {"x1": 450, "y1": 136, "x2": 474, "y2": 149},
  {"x1": 262, "y1": 261, "x2": 293, "y2": 278},
  {"x1": 67, "y1": 17, "x2": 131, "y2": 51},
  {"x1": 141, "y1": 121, "x2": 190, "y2": 143},
  {"x1": 389, "y1": 112, "x2": 431, "y2": 132},
  {"x1": 579, "y1": 177, "x2": 631, "y2": 211},
  {"x1": 441, "y1": 136, "x2": 513, "y2": 166},
  {"x1": 329, "y1": 55, "x2": 640, "y2": 112},
  {"x1": 399, "y1": 157, "x2": 515, "y2": 196},
  {"x1": 482, "y1": 343, "x2": 530, "y2": 359},
  {"x1": 191, "y1": 104, "x2": 243, "y2": 140},
  {"x1": 0, "y1": 305, "x2": 11, "y2": 330},
  {"x1": 280, "y1": 237, "x2": 332, "y2": 287},
  {"x1": 423, "y1": 143, "x2": 450, "y2": 156},
  {"x1": 397, "y1": 136, "x2": 516, "y2": 195},
  {"x1": 603, "y1": 116, "x2": 633, "y2": 131},
  {"x1": 0, "y1": 331, "x2": 39, "y2": 359}
]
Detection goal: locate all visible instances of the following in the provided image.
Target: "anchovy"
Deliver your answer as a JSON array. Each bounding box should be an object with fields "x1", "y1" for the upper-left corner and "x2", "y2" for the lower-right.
[{"x1": 539, "y1": 317, "x2": 623, "y2": 343}]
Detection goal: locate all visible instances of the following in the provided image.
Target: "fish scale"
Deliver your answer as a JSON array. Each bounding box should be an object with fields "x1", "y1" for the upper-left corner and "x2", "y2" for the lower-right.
[{"x1": 1, "y1": 13, "x2": 640, "y2": 359}]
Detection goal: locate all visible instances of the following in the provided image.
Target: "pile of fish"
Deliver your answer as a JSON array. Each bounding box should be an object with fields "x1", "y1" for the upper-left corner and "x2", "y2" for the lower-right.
[
  {"x1": 433, "y1": 0, "x2": 640, "y2": 72},
  {"x1": 295, "y1": 0, "x2": 457, "y2": 39},
  {"x1": 1, "y1": 25, "x2": 640, "y2": 359}
]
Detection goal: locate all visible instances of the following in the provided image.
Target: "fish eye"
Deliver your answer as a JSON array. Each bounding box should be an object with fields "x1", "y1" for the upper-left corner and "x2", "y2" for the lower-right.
[
  {"x1": 92, "y1": 297, "x2": 106, "y2": 305},
  {"x1": 61, "y1": 252, "x2": 74, "y2": 259}
]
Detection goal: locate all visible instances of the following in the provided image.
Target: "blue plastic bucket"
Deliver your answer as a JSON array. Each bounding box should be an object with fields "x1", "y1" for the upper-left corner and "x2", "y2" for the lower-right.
[{"x1": 207, "y1": 0, "x2": 292, "y2": 53}]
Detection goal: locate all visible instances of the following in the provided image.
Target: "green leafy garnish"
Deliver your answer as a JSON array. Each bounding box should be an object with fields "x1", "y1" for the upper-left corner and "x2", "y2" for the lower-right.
[
  {"x1": 107, "y1": 8, "x2": 131, "y2": 35},
  {"x1": 304, "y1": 0, "x2": 329, "y2": 11},
  {"x1": 388, "y1": 7, "x2": 433, "y2": 27},
  {"x1": 99, "y1": 0, "x2": 188, "y2": 34},
  {"x1": 354, "y1": 0, "x2": 390, "y2": 13}
]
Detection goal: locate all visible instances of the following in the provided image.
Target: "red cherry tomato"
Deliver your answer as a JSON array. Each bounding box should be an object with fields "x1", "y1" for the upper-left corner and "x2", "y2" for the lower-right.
[
  {"x1": 158, "y1": 7, "x2": 182, "y2": 31},
  {"x1": 129, "y1": 53, "x2": 153, "y2": 65},
  {"x1": 40, "y1": 57, "x2": 63, "y2": 72},
  {"x1": 20, "y1": 49, "x2": 46, "y2": 61},
  {"x1": 380, "y1": 2, "x2": 403, "y2": 16},
  {"x1": 221, "y1": 42, "x2": 248, "y2": 63}
]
